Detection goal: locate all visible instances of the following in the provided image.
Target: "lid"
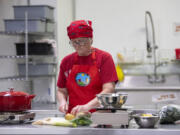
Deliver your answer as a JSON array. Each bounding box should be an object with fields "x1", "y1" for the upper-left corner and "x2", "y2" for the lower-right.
[{"x1": 0, "y1": 88, "x2": 29, "y2": 96}]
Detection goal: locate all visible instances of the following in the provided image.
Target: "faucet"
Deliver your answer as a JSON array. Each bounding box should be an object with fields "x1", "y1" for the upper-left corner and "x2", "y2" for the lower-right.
[{"x1": 145, "y1": 11, "x2": 165, "y2": 83}]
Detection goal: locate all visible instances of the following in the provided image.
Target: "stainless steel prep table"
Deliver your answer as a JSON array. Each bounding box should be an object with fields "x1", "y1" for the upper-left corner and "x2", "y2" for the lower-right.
[
  {"x1": 1, "y1": 116, "x2": 180, "y2": 135},
  {"x1": 0, "y1": 124, "x2": 180, "y2": 135},
  {"x1": 1, "y1": 104, "x2": 180, "y2": 135}
]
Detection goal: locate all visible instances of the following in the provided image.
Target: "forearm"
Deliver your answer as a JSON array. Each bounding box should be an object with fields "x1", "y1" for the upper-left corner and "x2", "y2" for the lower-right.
[
  {"x1": 100, "y1": 82, "x2": 115, "y2": 94},
  {"x1": 86, "y1": 82, "x2": 115, "y2": 109},
  {"x1": 70, "y1": 82, "x2": 115, "y2": 114},
  {"x1": 57, "y1": 87, "x2": 68, "y2": 104}
]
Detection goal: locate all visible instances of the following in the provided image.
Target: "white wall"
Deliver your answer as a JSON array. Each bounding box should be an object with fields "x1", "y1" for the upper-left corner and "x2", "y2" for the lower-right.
[
  {"x1": 73, "y1": 0, "x2": 180, "y2": 107},
  {"x1": 56, "y1": 0, "x2": 75, "y2": 64},
  {"x1": 118, "y1": 89, "x2": 180, "y2": 109},
  {"x1": 75, "y1": 0, "x2": 180, "y2": 62}
]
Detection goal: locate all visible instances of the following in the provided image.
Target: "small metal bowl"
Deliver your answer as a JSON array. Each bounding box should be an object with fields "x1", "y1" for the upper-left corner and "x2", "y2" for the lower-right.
[
  {"x1": 133, "y1": 115, "x2": 159, "y2": 128},
  {"x1": 96, "y1": 93, "x2": 128, "y2": 108},
  {"x1": 132, "y1": 109, "x2": 159, "y2": 128}
]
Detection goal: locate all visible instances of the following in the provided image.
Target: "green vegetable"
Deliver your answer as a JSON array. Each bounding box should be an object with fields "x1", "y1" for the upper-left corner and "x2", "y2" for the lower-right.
[
  {"x1": 159, "y1": 104, "x2": 180, "y2": 124},
  {"x1": 53, "y1": 121, "x2": 77, "y2": 127},
  {"x1": 71, "y1": 116, "x2": 92, "y2": 126}
]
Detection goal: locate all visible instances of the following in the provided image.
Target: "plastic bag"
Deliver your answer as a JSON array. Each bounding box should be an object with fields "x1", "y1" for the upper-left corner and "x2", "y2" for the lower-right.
[{"x1": 159, "y1": 104, "x2": 180, "y2": 124}]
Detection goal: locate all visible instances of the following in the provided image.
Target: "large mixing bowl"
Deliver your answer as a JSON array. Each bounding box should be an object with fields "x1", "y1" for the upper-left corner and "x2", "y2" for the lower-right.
[{"x1": 96, "y1": 93, "x2": 128, "y2": 108}]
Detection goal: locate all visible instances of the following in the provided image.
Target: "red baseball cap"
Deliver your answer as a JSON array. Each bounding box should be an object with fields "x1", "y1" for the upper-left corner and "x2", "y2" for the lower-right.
[{"x1": 67, "y1": 20, "x2": 93, "y2": 40}]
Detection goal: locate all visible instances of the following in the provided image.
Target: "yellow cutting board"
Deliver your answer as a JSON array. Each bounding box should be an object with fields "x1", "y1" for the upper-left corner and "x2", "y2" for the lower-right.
[{"x1": 32, "y1": 117, "x2": 76, "y2": 127}]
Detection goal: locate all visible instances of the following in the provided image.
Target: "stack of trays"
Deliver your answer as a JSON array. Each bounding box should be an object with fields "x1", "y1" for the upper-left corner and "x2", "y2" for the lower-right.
[{"x1": 4, "y1": 5, "x2": 54, "y2": 33}]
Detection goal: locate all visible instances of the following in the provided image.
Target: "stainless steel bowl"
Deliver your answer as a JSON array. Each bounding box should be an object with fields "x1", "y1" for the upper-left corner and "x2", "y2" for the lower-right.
[
  {"x1": 96, "y1": 93, "x2": 128, "y2": 108},
  {"x1": 132, "y1": 109, "x2": 159, "y2": 128},
  {"x1": 133, "y1": 115, "x2": 159, "y2": 128}
]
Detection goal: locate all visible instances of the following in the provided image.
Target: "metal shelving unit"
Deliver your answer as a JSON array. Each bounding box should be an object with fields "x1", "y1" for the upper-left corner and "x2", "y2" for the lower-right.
[
  {"x1": 0, "y1": 13, "x2": 57, "y2": 81},
  {"x1": 0, "y1": 3, "x2": 57, "y2": 103}
]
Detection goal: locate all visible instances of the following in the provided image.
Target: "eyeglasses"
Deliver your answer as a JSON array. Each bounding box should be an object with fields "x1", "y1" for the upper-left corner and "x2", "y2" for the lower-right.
[{"x1": 69, "y1": 38, "x2": 91, "y2": 46}]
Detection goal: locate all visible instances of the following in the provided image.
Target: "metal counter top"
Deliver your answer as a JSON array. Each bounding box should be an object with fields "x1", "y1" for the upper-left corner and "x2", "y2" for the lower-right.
[
  {"x1": 1, "y1": 114, "x2": 180, "y2": 135},
  {"x1": 1, "y1": 123, "x2": 180, "y2": 135},
  {"x1": 1, "y1": 104, "x2": 180, "y2": 135}
]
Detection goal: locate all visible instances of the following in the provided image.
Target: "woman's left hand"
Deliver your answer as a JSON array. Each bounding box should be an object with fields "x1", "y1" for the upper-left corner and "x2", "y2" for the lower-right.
[{"x1": 71, "y1": 104, "x2": 90, "y2": 115}]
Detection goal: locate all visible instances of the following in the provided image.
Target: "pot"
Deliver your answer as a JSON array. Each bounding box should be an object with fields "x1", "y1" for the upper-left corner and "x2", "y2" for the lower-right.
[
  {"x1": 0, "y1": 88, "x2": 35, "y2": 112},
  {"x1": 175, "y1": 48, "x2": 180, "y2": 60}
]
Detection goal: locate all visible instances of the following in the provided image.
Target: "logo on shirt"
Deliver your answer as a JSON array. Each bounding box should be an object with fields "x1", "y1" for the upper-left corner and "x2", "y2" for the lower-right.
[{"x1": 75, "y1": 72, "x2": 91, "y2": 86}]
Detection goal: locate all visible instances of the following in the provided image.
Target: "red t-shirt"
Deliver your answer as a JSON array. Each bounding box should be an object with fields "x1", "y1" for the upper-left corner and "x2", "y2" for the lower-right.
[{"x1": 57, "y1": 48, "x2": 118, "y2": 88}]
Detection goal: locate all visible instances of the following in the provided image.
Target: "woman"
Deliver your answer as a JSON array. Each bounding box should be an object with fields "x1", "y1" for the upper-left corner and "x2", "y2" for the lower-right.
[{"x1": 57, "y1": 20, "x2": 118, "y2": 115}]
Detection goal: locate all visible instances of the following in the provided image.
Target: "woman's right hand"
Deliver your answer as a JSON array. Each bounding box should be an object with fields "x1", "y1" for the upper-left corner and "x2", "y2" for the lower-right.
[{"x1": 59, "y1": 102, "x2": 68, "y2": 113}]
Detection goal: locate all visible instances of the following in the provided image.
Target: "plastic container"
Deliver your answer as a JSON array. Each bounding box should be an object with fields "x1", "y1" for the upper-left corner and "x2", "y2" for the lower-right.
[
  {"x1": 4, "y1": 19, "x2": 54, "y2": 33},
  {"x1": 13, "y1": 5, "x2": 54, "y2": 21},
  {"x1": 175, "y1": 48, "x2": 180, "y2": 59},
  {"x1": 15, "y1": 42, "x2": 54, "y2": 55},
  {"x1": 32, "y1": 78, "x2": 56, "y2": 103},
  {"x1": 18, "y1": 63, "x2": 56, "y2": 76}
]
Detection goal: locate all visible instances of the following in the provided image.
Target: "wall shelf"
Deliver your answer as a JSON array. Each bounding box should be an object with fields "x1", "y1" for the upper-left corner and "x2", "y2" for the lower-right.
[
  {"x1": 0, "y1": 55, "x2": 56, "y2": 59},
  {"x1": 0, "y1": 75, "x2": 56, "y2": 81},
  {"x1": 0, "y1": 31, "x2": 54, "y2": 36},
  {"x1": 171, "y1": 59, "x2": 180, "y2": 63}
]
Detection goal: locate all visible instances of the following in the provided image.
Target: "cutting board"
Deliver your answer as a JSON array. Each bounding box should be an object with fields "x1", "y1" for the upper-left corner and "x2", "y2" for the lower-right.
[{"x1": 32, "y1": 117, "x2": 76, "y2": 127}]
